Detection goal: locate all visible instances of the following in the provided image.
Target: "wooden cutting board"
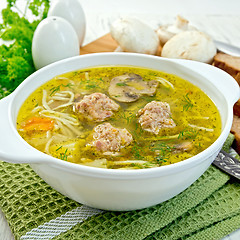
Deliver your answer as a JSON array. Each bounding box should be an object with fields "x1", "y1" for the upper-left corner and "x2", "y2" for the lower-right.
[
  {"x1": 80, "y1": 34, "x2": 118, "y2": 55},
  {"x1": 80, "y1": 33, "x2": 162, "y2": 55}
]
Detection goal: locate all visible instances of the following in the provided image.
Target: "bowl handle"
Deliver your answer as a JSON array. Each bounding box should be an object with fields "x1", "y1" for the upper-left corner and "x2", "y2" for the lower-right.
[{"x1": 0, "y1": 95, "x2": 49, "y2": 164}]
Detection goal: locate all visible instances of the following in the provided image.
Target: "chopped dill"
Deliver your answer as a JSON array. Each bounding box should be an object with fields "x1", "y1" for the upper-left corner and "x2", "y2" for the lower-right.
[
  {"x1": 86, "y1": 84, "x2": 97, "y2": 89},
  {"x1": 150, "y1": 142, "x2": 174, "y2": 165},
  {"x1": 117, "y1": 111, "x2": 136, "y2": 125},
  {"x1": 59, "y1": 148, "x2": 68, "y2": 161},
  {"x1": 49, "y1": 83, "x2": 73, "y2": 96},
  {"x1": 129, "y1": 163, "x2": 143, "y2": 169},
  {"x1": 151, "y1": 142, "x2": 173, "y2": 153},
  {"x1": 178, "y1": 128, "x2": 198, "y2": 140},
  {"x1": 55, "y1": 146, "x2": 68, "y2": 161},
  {"x1": 131, "y1": 143, "x2": 144, "y2": 160},
  {"x1": 116, "y1": 82, "x2": 128, "y2": 86},
  {"x1": 56, "y1": 146, "x2": 63, "y2": 151},
  {"x1": 98, "y1": 77, "x2": 104, "y2": 82},
  {"x1": 182, "y1": 93, "x2": 194, "y2": 111},
  {"x1": 131, "y1": 121, "x2": 144, "y2": 140},
  {"x1": 155, "y1": 155, "x2": 168, "y2": 165}
]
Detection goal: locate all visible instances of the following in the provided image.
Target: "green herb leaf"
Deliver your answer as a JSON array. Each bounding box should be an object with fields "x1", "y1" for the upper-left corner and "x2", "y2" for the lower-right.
[
  {"x1": 56, "y1": 146, "x2": 63, "y2": 151},
  {"x1": 29, "y1": 0, "x2": 50, "y2": 17},
  {"x1": 131, "y1": 142, "x2": 144, "y2": 160},
  {"x1": 117, "y1": 111, "x2": 136, "y2": 125},
  {"x1": 49, "y1": 83, "x2": 73, "y2": 96},
  {"x1": 151, "y1": 142, "x2": 174, "y2": 165},
  {"x1": 182, "y1": 93, "x2": 194, "y2": 111},
  {"x1": 60, "y1": 148, "x2": 68, "y2": 161},
  {"x1": 116, "y1": 82, "x2": 128, "y2": 86},
  {"x1": 0, "y1": 0, "x2": 50, "y2": 100},
  {"x1": 86, "y1": 84, "x2": 97, "y2": 89},
  {"x1": 178, "y1": 128, "x2": 198, "y2": 140}
]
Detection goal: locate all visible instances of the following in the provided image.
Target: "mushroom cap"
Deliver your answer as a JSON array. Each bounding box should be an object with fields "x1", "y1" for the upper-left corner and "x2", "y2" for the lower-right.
[
  {"x1": 157, "y1": 15, "x2": 196, "y2": 45},
  {"x1": 108, "y1": 73, "x2": 158, "y2": 102},
  {"x1": 161, "y1": 30, "x2": 217, "y2": 63},
  {"x1": 110, "y1": 17, "x2": 159, "y2": 55}
]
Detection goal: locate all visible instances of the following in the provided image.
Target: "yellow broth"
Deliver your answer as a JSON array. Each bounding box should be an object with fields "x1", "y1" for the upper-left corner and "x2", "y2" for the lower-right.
[{"x1": 17, "y1": 66, "x2": 221, "y2": 169}]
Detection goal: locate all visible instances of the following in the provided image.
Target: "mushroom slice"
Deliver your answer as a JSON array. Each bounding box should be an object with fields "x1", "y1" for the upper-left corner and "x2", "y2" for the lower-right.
[
  {"x1": 108, "y1": 73, "x2": 159, "y2": 102},
  {"x1": 173, "y1": 141, "x2": 193, "y2": 153}
]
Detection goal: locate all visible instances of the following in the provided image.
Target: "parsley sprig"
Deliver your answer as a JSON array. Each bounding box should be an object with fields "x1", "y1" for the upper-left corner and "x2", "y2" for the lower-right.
[{"x1": 0, "y1": 0, "x2": 50, "y2": 99}]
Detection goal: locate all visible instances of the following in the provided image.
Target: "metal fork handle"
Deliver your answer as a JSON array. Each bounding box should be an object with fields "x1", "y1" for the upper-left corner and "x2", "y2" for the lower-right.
[{"x1": 212, "y1": 150, "x2": 240, "y2": 180}]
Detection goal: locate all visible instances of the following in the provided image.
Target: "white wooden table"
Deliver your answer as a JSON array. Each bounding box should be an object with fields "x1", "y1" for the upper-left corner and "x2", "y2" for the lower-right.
[{"x1": 1, "y1": 0, "x2": 240, "y2": 239}]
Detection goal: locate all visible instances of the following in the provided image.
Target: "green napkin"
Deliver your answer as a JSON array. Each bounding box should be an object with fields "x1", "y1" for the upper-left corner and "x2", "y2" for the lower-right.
[
  {"x1": 145, "y1": 181, "x2": 240, "y2": 240},
  {"x1": 1, "y1": 156, "x2": 240, "y2": 240}
]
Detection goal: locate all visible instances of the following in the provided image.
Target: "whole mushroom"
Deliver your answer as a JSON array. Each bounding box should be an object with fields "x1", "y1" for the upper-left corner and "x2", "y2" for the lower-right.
[
  {"x1": 157, "y1": 15, "x2": 196, "y2": 46},
  {"x1": 110, "y1": 17, "x2": 159, "y2": 55},
  {"x1": 161, "y1": 30, "x2": 217, "y2": 63}
]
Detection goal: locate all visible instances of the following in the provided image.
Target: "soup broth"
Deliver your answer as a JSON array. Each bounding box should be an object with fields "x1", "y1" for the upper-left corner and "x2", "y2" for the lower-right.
[{"x1": 17, "y1": 66, "x2": 221, "y2": 169}]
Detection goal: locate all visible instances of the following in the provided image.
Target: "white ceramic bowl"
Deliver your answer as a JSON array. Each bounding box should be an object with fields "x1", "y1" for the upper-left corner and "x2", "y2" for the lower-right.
[{"x1": 0, "y1": 53, "x2": 239, "y2": 211}]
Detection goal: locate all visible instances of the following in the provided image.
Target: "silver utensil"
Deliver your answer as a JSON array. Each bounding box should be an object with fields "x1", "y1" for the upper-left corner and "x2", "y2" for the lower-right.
[
  {"x1": 212, "y1": 150, "x2": 240, "y2": 180},
  {"x1": 214, "y1": 40, "x2": 240, "y2": 57}
]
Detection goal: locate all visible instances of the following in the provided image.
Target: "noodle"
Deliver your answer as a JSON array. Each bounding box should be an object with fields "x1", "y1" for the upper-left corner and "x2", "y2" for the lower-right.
[
  {"x1": 42, "y1": 90, "x2": 51, "y2": 110},
  {"x1": 188, "y1": 124, "x2": 214, "y2": 132}
]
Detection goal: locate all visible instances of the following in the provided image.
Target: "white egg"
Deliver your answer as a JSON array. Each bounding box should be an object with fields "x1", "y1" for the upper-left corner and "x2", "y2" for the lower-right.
[
  {"x1": 48, "y1": 0, "x2": 86, "y2": 46},
  {"x1": 32, "y1": 16, "x2": 80, "y2": 70}
]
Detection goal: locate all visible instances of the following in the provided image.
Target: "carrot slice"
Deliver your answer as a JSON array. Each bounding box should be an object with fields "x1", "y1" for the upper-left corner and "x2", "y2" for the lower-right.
[{"x1": 22, "y1": 117, "x2": 55, "y2": 132}]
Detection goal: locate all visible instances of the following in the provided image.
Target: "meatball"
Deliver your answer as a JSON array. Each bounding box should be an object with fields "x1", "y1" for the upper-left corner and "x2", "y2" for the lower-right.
[
  {"x1": 90, "y1": 123, "x2": 133, "y2": 153},
  {"x1": 138, "y1": 101, "x2": 176, "y2": 134},
  {"x1": 75, "y1": 93, "x2": 119, "y2": 122}
]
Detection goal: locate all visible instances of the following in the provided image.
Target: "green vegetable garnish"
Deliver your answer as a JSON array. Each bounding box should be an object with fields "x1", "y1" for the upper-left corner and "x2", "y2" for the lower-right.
[
  {"x1": 178, "y1": 128, "x2": 198, "y2": 140},
  {"x1": 116, "y1": 82, "x2": 128, "y2": 86},
  {"x1": 86, "y1": 84, "x2": 97, "y2": 89},
  {"x1": 59, "y1": 148, "x2": 68, "y2": 161},
  {"x1": 182, "y1": 93, "x2": 194, "y2": 111},
  {"x1": 117, "y1": 110, "x2": 136, "y2": 125},
  {"x1": 0, "y1": 0, "x2": 50, "y2": 99},
  {"x1": 151, "y1": 142, "x2": 174, "y2": 165},
  {"x1": 56, "y1": 145, "x2": 63, "y2": 151},
  {"x1": 49, "y1": 83, "x2": 73, "y2": 96}
]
